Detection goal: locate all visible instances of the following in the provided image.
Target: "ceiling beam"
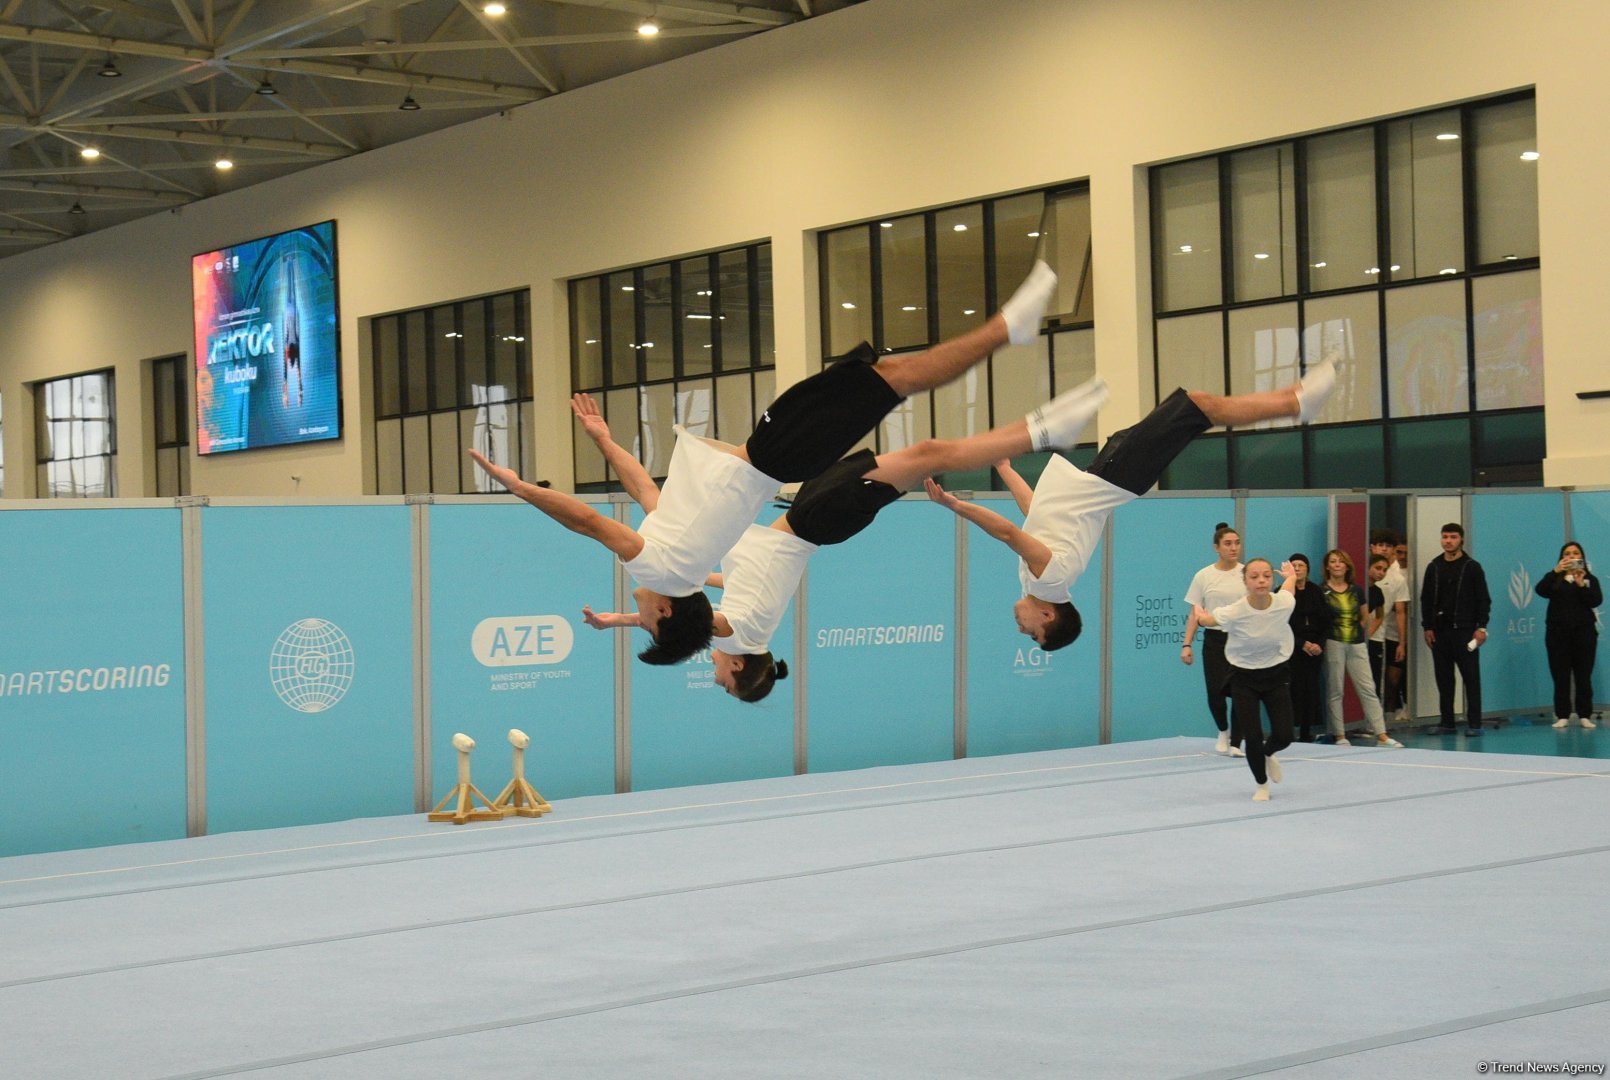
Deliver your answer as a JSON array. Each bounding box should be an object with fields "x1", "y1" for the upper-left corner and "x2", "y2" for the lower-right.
[
  {"x1": 0, "y1": 208, "x2": 69, "y2": 236},
  {"x1": 0, "y1": 155, "x2": 332, "y2": 177},
  {"x1": 169, "y1": 0, "x2": 207, "y2": 45},
  {"x1": 540, "y1": 0, "x2": 798, "y2": 28},
  {"x1": 226, "y1": 56, "x2": 544, "y2": 101},
  {"x1": 236, "y1": 23, "x2": 760, "y2": 59},
  {"x1": 82, "y1": 1, "x2": 189, "y2": 31},
  {"x1": 456, "y1": 0, "x2": 561, "y2": 95},
  {"x1": 0, "y1": 178, "x2": 189, "y2": 203},
  {"x1": 0, "y1": 23, "x2": 215, "y2": 63},
  {"x1": 42, "y1": 122, "x2": 352, "y2": 157},
  {"x1": 57, "y1": 100, "x2": 513, "y2": 124},
  {"x1": 0, "y1": 227, "x2": 59, "y2": 242},
  {"x1": 217, "y1": 67, "x2": 359, "y2": 151}
]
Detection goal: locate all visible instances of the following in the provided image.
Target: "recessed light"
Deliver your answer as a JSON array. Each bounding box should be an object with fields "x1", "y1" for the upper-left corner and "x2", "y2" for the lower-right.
[
  {"x1": 879, "y1": 222, "x2": 893, "y2": 229},
  {"x1": 1179, "y1": 244, "x2": 1192, "y2": 253},
  {"x1": 840, "y1": 302, "x2": 856, "y2": 310},
  {"x1": 584, "y1": 339, "x2": 597, "y2": 345},
  {"x1": 215, "y1": 158, "x2": 233, "y2": 170},
  {"x1": 80, "y1": 146, "x2": 100, "y2": 159},
  {"x1": 1312, "y1": 261, "x2": 1327, "y2": 268},
  {"x1": 1027, "y1": 231, "x2": 1040, "y2": 238},
  {"x1": 963, "y1": 309, "x2": 976, "y2": 315},
  {"x1": 638, "y1": 19, "x2": 659, "y2": 36},
  {"x1": 1253, "y1": 253, "x2": 1269, "y2": 260},
  {"x1": 483, "y1": 2, "x2": 507, "y2": 14},
  {"x1": 1520, "y1": 150, "x2": 1539, "y2": 161},
  {"x1": 952, "y1": 224, "x2": 967, "y2": 232},
  {"x1": 1436, "y1": 132, "x2": 1459, "y2": 141},
  {"x1": 621, "y1": 285, "x2": 634, "y2": 292},
  {"x1": 901, "y1": 305, "x2": 918, "y2": 312}
]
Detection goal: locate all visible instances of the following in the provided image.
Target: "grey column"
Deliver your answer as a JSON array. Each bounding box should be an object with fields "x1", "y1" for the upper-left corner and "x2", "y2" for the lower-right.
[{"x1": 179, "y1": 496, "x2": 208, "y2": 838}]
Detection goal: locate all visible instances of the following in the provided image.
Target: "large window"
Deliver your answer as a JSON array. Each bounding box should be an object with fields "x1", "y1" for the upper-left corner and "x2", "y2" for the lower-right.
[
  {"x1": 1151, "y1": 92, "x2": 1542, "y2": 489},
  {"x1": 371, "y1": 289, "x2": 532, "y2": 495},
  {"x1": 819, "y1": 185, "x2": 1095, "y2": 491},
  {"x1": 151, "y1": 355, "x2": 189, "y2": 497},
  {"x1": 569, "y1": 243, "x2": 775, "y2": 492},
  {"x1": 35, "y1": 370, "x2": 117, "y2": 498}
]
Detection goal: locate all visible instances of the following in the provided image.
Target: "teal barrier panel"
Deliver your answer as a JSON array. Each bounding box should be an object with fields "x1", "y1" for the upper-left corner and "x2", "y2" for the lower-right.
[
  {"x1": 202, "y1": 505, "x2": 414, "y2": 832},
  {"x1": 627, "y1": 505, "x2": 795, "y2": 791},
  {"x1": 1243, "y1": 496, "x2": 1329, "y2": 570},
  {"x1": 428, "y1": 504, "x2": 616, "y2": 801},
  {"x1": 1471, "y1": 492, "x2": 1565, "y2": 713},
  {"x1": 965, "y1": 497, "x2": 1100, "y2": 756},
  {"x1": 0, "y1": 508, "x2": 187, "y2": 856},
  {"x1": 1567, "y1": 491, "x2": 1610, "y2": 709},
  {"x1": 806, "y1": 500, "x2": 955, "y2": 773},
  {"x1": 1109, "y1": 496, "x2": 1236, "y2": 743}
]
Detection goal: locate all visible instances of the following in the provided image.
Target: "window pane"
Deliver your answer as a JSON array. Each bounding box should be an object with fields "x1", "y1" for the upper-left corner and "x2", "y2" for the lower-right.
[
  {"x1": 880, "y1": 389, "x2": 932, "y2": 452},
  {"x1": 755, "y1": 244, "x2": 775, "y2": 369},
  {"x1": 1156, "y1": 313, "x2": 1224, "y2": 410},
  {"x1": 1234, "y1": 429, "x2": 1303, "y2": 489},
  {"x1": 572, "y1": 280, "x2": 604, "y2": 390},
  {"x1": 1385, "y1": 110, "x2": 1463, "y2": 280},
  {"x1": 991, "y1": 191, "x2": 1045, "y2": 317},
  {"x1": 1472, "y1": 98, "x2": 1539, "y2": 264},
  {"x1": 430, "y1": 410, "x2": 459, "y2": 493},
  {"x1": 1302, "y1": 292, "x2": 1383, "y2": 422},
  {"x1": 375, "y1": 316, "x2": 401, "y2": 418},
  {"x1": 933, "y1": 365, "x2": 986, "y2": 441},
  {"x1": 641, "y1": 383, "x2": 675, "y2": 477},
  {"x1": 573, "y1": 413, "x2": 607, "y2": 486},
  {"x1": 519, "y1": 399, "x2": 535, "y2": 478},
  {"x1": 1045, "y1": 189, "x2": 1092, "y2": 322},
  {"x1": 1475, "y1": 410, "x2": 1544, "y2": 467},
  {"x1": 718, "y1": 249, "x2": 752, "y2": 372},
  {"x1": 1230, "y1": 144, "x2": 1298, "y2": 302},
  {"x1": 1310, "y1": 424, "x2": 1386, "y2": 488},
  {"x1": 153, "y1": 358, "x2": 177, "y2": 446},
  {"x1": 156, "y1": 447, "x2": 179, "y2": 499},
  {"x1": 714, "y1": 373, "x2": 753, "y2": 444},
  {"x1": 1153, "y1": 158, "x2": 1221, "y2": 311},
  {"x1": 1052, "y1": 328, "x2": 1096, "y2": 398},
  {"x1": 461, "y1": 298, "x2": 490, "y2": 403},
  {"x1": 430, "y1": 304, "x2": 459, "y2": 411},
  {"x1": 676, "y1": 378, "x2": 714, "y2": 438},
  {"x1": 490, "y1": 292, "x2": 524, "y2": 402},
  {"x1": 823, "y1": 227, "x2": 872, "y2": 356},
  {"x1": 880, "y1": 215, "x2": 928, "y2": 351},
  {"x1": 935, "y1": 204, "x2": 984, "y2": 341},
  {"x1": 608, "y1": 271, "x2": 637, "y2": 387},
  {"x1": 1227, "y1": 303, "x2": 1298, "y2": 430},
  {"x1": 679, "y1": 257, "x2": 714, "y2": 377},
  {"x1": 376, "y1": 418, "x2": 402, "y2": 494},
  {"x1": 1161, "y1": 434, "x2": 1227, "y2": 490},
  {"x1": 1390, "y1": 417, "x2": 1470, "y2": 487},
  {"x1": 402, "y1": 310, "x2": 429, "y2": 413},
  {"x1": 1305, "y1": 128, "x2": 1378, "y2": 292},
  {"x1": 754, "y1": 369, "x2": 776, "y2": 414},
  {"x1": 641, "y1": 262, "x2": 674, "y2": 383},
  {"x1": 1473, "y1": 269, "x2": 1542, "y2": 410},
  {"x1": 605, "y1": 388, "x2": 639, "y2": 462},
  {"x1": 1385, "y1": 280, "x2": 1468, "y2": 417},
  {"x1": 402, "y1": 413, "x2": 430, "y2": 493},
  {"x1": 989, "y1": 338, "x2": 1050, "y2": 433}
]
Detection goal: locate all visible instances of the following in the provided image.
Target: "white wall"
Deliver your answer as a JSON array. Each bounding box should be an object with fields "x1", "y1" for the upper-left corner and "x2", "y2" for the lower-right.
[{"x1": 3, "y1": 0, "x2": 1607, "y2": 497}]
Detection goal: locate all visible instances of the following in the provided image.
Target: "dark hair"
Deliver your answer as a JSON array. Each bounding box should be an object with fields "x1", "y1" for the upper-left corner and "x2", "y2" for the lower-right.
[
  {"x1": 1041, "y1": 602, "x2": 1083, "y2": 652},
  {"x1": 1560, "y1": 540, "x2": 1587, "y2": 562},
  {"x1": 1212, "y1": 522, "x2": 1239, "y2": 545},
  {"x1": 636, "y1": 592, "x2": 714, "y2": 665},
  {"x1": 1441, "y1": 522, "x2": 1464, "y2": 537},
  {"x1": 1368, "y1": 553, "x2": 1390, "y2": 567},
  {"x1": 1369, "y1": 528, "x2": 1396, "y2": 547},
  {"x1": 732, "y1": 654, "x2": 790, "y2": 704},
  {"x1": 1288, "y1": 552, "x2": 1310, "y2": 569}
]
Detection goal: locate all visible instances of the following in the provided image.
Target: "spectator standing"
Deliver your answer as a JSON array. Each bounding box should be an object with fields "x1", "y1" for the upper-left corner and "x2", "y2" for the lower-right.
[
  {"x1": 1420, "y1": 523, "x2": 1491, "y2": 737},
  {"x1": 1536, "y1": 541, "x2": 1602, "y2": 729}
]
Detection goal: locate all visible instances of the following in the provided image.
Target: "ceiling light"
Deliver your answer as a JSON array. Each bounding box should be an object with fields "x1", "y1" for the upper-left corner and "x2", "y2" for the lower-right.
[
  {"x1": 642, "y1": 341, "x2": 655, "y2": 348},
  {"x1": 69, "y1": 201, "x2": 85, "y2": 215},
  {"x1": 215, "y1": 158, "x2": 233, "y2": 171},
  {"x1": 879, "y1": 222, "x2": 893, "y2": 229},
  {"x1": 963, "y1": 309, "x2": 976, "y2": 315},
  {"x1": 1439, "y1": 267, "x2": 1458, "y2": 275},
  {"x1": 1253, "y1": 252, "x2": 1269, "y2": 260},
  {"x1": 952, "y1": 223, "x2": 967, "y2": 232},
  {"x1": 97, "y1": 56, "x2": 121, "y2": 78},
  {"x1": 1389, "y1": 264, "x2": 1401, "y2": 271},
  {"x1": 584, "y1": 338, "x2": 597, "y2": 345},
  {"x1": 1179, "y1": 244, "x2": 1192, "y2": 253},
  {"x1": 1312, "y1": 261, "x2": 1327, "y2": 268},
  {"x1": 1027, "y1": 231, "x2": 1040, "y2": 238},
  {"x1": 638, "y1": 19, "x2": 660, "y2": 36},
  {"x1": 1504, "y1": 254, "x2": 1519, "y2": 261},
  {"x1": 483, "y1": 2, "x2": 507, "y2": 14},
  {"x1": 840, "y1": 302, "x2": 856, "y2": 310},
  {"x1": 80, "y1": 146, "x2": 100, "y2": 160},
  {"x1": 901, "y1": 305, "x2": 918, "y2": 311},
  {"x1": 1366, "y1": 267, "x2": 1380, "y2": 275},
  {"x1": 255, "y1": 79, "x2": 277, "y2": 96},
  {"x1": 621, "y1": 285, "x2": 634, "y2": 292},
  {"x1": 1520, "y1": 150, "x2": 1540, "y2": 161},
  {"x1": 1436, "y1": 132, "x2": 1459, "y2": 141},
  {"x1": 399, "y1": 94, "x2": 421, "y2": 111}
]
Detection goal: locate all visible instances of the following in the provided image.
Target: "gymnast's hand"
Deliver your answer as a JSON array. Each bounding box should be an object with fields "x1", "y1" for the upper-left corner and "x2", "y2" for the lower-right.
[
  {"x1": 571, "y1": 393, "x2": 612, "y2": 443},
  {"x1": 581, "y1": 606, "x2": 636, "y2": 630},
  {"x1": 924, "y1": 478, "x2": 960, "y2": 509},
  {"x1": 467, "y1": 448, "x2": 519, "y2": 490}
]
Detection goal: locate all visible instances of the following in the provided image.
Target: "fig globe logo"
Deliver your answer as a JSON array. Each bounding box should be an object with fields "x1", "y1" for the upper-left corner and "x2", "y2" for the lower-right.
[{"x1": 270, "y1": 618, "x2": 355, "y2": 713}]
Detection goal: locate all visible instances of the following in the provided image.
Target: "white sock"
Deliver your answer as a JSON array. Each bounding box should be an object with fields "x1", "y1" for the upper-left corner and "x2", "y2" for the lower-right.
[
  {"x1": 1295, "y1": 359, "x2": 1337, "y2": 422},
  {"x1": 1026, "y1": 377, "x2": 1108, "y2": 451},
  {"x1": 1001, "y1": 260, "x2": 1057, "y2": 345}
]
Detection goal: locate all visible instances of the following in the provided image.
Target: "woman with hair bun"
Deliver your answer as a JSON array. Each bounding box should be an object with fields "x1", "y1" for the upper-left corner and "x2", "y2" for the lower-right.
[{"x1": 1182, "y1": 523, "x2": 1245, "y2": 756}]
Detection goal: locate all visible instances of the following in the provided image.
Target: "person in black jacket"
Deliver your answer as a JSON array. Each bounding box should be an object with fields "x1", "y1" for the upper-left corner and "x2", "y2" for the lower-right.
[
  {"x1": 1285, "y1": 552, "x2": 1330, "y2": 742},
  {"x1": 1536, "y1": 541, "x2": 1603, "y2": 729},
  {"x1": 1420, "y1": 522, "x2": 1492, "y2": 736}
]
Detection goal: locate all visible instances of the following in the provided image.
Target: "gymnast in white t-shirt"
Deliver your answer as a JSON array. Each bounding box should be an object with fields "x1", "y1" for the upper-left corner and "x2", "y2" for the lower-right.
[{"x1": 1194, "y1": 558, "x2": 1298, "y2": 803}]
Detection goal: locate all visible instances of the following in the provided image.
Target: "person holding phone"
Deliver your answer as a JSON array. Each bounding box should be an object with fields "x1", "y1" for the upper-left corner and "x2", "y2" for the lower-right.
[{"x1": 1536, "y1": 541, "x2": 1603, "y2": 729}]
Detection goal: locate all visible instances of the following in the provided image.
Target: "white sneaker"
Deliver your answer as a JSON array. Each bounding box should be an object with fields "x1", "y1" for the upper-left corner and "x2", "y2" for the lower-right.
[
  {"x1": 1295, "y1": 358, "x2": 1337, "y2": 422},
  {"x1": 1266, "y1": 755, "x2": 1282, "y2": 784},
  {"x1": 1553, "y1": 718, "x2": 1570, "y2": 729},
  {"x1": 1334, "y1": 737, "x2": 1352, "y2": 747},
  {"x1": 1252, "y1": 784, "x2": 1271, "y2": 802},
  {"x1": 1229, "y1": 745, "x2": 1245, "y2": 758},
  {"x1": 1583, "y1": 717, "x2": 1598, "y2": 729},
  {"x1": 1393, "y1": 708, "x2": 1410, "y2": 724},
  {"x1": 1001, "y1": 260, "x2": 1057, "y2": 345},
  {"x1": 1215, "y1": 731, "x2": 1230, "y2": 754},
  {"x1": 1025, "y1": 376, "x2": 1109, "y2": 451},
  {"x1": 1376, "y1": 733, "x2": 1403, "y2": 748}
]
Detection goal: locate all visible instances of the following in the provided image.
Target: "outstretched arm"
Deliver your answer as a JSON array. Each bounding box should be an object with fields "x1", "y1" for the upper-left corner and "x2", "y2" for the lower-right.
[
  {"x1": 469, "y1": 449, "x2": 644, "y2": 561},
  {"x1": 995, "y1": 459, "x2": 1034, "y2": 516},
  {"x1": 572, "y1": 393, "x2": 661, "y2": 513},
  {"x1": 925, "y1": 479, "x2": 1052, "y2": 576},
  {"x1": 581, "y1": 606, "x2": 643, "y2": 630}
]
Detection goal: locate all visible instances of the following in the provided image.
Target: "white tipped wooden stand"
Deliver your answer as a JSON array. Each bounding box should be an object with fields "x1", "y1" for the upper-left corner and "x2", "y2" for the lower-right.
[
  {"x1": 428, "y1": 733, "x2": 503, "y2": 824},
  {"x1": 492, "y1": 728, "x2": 552, "y2": 819}
]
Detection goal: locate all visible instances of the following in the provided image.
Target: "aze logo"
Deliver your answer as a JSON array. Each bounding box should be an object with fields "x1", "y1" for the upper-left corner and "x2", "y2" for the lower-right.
[{"x1": 472, "y1": 617, "x2": 575, "y2": 667}]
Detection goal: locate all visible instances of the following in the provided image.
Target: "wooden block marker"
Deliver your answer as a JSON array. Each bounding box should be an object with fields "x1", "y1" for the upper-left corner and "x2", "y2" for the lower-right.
[
  {"x1": 428, "y1": 732, "x2": 504, "y2": 824},
  {"x1": 492, "y1": 728, "x2": 552, "y2": 819}
]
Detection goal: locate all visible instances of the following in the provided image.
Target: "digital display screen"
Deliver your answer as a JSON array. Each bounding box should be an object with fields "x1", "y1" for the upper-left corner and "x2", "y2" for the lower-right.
[{"x1": 192, "y1": 220, "x2": 340, "y2": 454}]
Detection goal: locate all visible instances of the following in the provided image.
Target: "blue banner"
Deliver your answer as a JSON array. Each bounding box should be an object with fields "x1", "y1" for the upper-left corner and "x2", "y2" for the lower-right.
[
  {"x1": 806, "y1": 500, "x2": 954, "y2": 773},
  {"x1": 1566, "y1": 491, "x2": 1610, "y2": 710},
  {"x1": 0, "y1": 509, "x2": 187, "y2": 856},
  {"x1": 202, "y1": 506, "x2": 414, "y2": 832},
  {"x1": 1109, "y1": 496, "x2": 1236, "y2": 743},
  {"x1": 428, "y1": 504, "x2": 617, "y2": 801},
  {"x1": 1471, "y1": 492, "x2": 1566, "y2": 712},
  {"x1": 627, "y1": 505, "x2": 796, "y2": 791},
  {"x1": 965, "y1": 496, "x2": 1099, "y2": 756},
  {"x1": 1243, "y1": 496, "x2": 1328, "y2": 573}
]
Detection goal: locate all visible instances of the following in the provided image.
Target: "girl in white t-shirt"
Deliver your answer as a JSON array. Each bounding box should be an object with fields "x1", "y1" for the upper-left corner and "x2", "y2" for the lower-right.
[
  {"x1": 1183, "y1": 524, "x2": 1246, "y2": 756},
  {"x1": 1195, "y1": 559, "x2": 1298, "y2": 802}
]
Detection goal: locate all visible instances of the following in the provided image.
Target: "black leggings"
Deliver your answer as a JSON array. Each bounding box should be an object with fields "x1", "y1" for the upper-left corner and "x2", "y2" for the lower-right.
[
  {"x1": 1288, "y1": 651, "x2": 1324, "y2": 742},
  {"x1": 1230, "y1": 663, "x2": 1294, "y2": 786},
  {"x1": 1546, "y1": 624, "x2": 1598, "y2": 719},
  {"x1": 1201, "y1": 629, "x2": 1231, "y2": 733}
]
